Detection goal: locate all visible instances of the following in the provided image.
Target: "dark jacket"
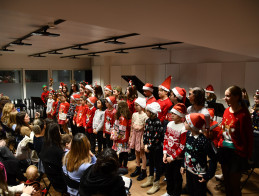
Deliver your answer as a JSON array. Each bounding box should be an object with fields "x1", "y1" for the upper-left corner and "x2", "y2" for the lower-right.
[{"x1": 79, "y1": 165, "x2": 126, "y2": 196}]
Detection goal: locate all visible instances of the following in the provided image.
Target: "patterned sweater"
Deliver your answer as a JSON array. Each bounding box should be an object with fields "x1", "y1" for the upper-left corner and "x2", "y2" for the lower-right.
[
  {"x1": 143, "y1": 117, "x2": 164, "y2": 150},
  {"x1": 184, "y1": 131, "x2": 217, "y2": 181}
]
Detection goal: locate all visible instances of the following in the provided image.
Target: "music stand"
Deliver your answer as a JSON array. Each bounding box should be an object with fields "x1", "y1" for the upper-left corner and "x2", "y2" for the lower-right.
[{"x1": 31, "y1": 97, "x2": 45, "y2": 106}]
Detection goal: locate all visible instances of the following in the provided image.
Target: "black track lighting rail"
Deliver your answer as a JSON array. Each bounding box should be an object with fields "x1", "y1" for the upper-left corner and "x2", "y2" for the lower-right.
[
  {"x1": 28, "y1": 33, "x2": 139, "y2": 57},
  {"x1": 0, "y1": 19, "x2": 65, "y2": 52},
  {"x1": 60, "y1": 41, "x2": 182, "y2": 59}
]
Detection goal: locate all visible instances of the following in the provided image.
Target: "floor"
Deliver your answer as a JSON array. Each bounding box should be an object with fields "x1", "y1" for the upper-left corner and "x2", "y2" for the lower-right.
[{"x1": 45, "y1": 159, "x2": 259, "y2": 196}]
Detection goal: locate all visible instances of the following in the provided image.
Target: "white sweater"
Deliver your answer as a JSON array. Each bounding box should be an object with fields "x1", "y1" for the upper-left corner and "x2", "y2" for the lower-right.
[{"x1": 92, "y1": 110, "x2": 105, "y2": 132}]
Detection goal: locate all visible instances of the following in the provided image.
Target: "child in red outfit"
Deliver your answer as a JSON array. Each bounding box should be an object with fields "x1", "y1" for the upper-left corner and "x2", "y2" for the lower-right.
[
  {"x1": 162, "y1": 103, "x2": 187, "y2": 196},
  {"x1": 74, "y1": 96, "x2": 88, "y2": 134},
  {"x1": 111, "y1": 101, "x2": 131, "y2": 168},
  {"x1": 85, "y1": 96, "x2": 97, "y2": 153},
  {"x1": 58, "y1": 94, "x2": 70, "y2": 134},
  {"x1": 207, "y1": 108, "x2": 222, "y2": 147},
  {"x1": 103, "y1": 96, "x2": 117, "y2": 148}
]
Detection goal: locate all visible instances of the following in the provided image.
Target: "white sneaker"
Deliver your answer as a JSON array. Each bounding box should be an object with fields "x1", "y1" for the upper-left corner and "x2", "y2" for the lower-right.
[
  {"x1": 161, "y1": 193, "x2": 170, "y2": 196},
  {"x1": 215, "y1": 174, "x2": 224, "y2": 180}
]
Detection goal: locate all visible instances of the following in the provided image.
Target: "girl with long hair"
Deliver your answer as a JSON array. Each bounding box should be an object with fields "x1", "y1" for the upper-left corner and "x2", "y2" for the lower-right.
[{"x1": 62, "y1": 133, "x2": 97, "y2": 196}]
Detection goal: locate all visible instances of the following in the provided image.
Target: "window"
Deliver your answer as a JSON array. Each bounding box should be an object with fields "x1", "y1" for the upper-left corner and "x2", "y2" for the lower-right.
[
  {"x1": 74, "y1": 70, "x2": 92, "y2": 84},
  {"x1": 25, "y1": 70, "x2": 48, "y2": 98},
  {"x1": 0, "y1": 70, "x2": 22, "y2": 99},
  {"x1": 52, "y1": 70, "x2": 72, "y2": 91}
]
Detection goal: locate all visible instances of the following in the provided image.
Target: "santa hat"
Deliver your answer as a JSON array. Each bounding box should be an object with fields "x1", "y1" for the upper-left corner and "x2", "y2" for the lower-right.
[
  {"x1": 71, "y1": 94, "x2": 81, "y2": 101},
  {"x1": 205, "y1": 84, "x2": 214, "y2": 93},
  {"x1": 87, "y1": 97, "x2": 97, "y2": 106},
  {"x1": 49, "y1": 90, "x2": 56, "y2": 94},
  {"x1": 128, "y1": 80, "x2": 133, "y2": 86},
  {"x1": 135, "y1": 97, "x2": 146, "y2": 109},
  {"x1": 105, "y1": 84, "x2": 113, "y2": 92},
  {"x1": 207, "y1": 108, "x2": 215, "y2": 120},
  {"x1": 256, "y1": 90, "x2": 259, "y2": 96},
  {"x1": 85, "y1": 85, "x2": 94, "y2": 92},
  {"x1": 185, "y1": 113, "x2": 206, "y2": 132},
  {"x1": 170, "y1": 103, "x2": 186, "y2": 118},
  {"x1": 143, "y1": 83, "x2": 154, "y2": 92},
  {"x1": 159, "y1": 76, "x2": 172, "y2": 92},
  {"x1": 146, "y1": 102, "x2": 161, "y2": 115},
  {"x1": 106, "y1": 96, "x2": 117, "y2": 107},
  {"x1": 172, "y1": 87, "x2": 186, "y2": 103},
  {"x1": 42, "y1": 85, "x2": 47, "y2": 89}
]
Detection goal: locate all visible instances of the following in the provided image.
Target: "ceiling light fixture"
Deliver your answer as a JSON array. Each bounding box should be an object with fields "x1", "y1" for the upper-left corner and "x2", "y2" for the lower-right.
[
  {"x1": 33, "y1": 54, "x2": 46, "y2": 57},
  {"x1": 115, "y1": 50, "x2": 129, "y2": 54},
  {"x1": 48, "y1": 51, "x2": 63, "y2": 55},
  {"x1": 10, "y1": 41, "x2": 32, "y2": 46},
  {"x1": 104, "y1": 38, "x2": 125, "y2": 45},
  {"x1": 0, "y1": 47, "x2": 15, "y2": 52},
  {"x1": 70, "y1": 56, "x2": 80, "y2": 59},
  {"x1": 71, "y1": 45, "x2": 88, "y2": 50},
  {"x1": 88, "y1": 53, "x2": 100, "y2": 57},
  {"x1": 151, "y1": 45, "x2": 167, "y2": 50},
  {"x1": 31, "y1": 29, "x2": 60, "y2": 37}
]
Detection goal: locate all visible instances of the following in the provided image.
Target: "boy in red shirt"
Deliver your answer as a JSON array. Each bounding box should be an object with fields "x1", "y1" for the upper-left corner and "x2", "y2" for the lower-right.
[
  {"x1": 143, "y1": 83, "x2": 156, "y2": 105},
  {"x1": 58, "y1": 94, "x2": 70, "y2": 134},
  {"x1": 103, "y1": 96, "x2": 117, "y2": 148},
  {"x1": 74, "y1": 95, "x2": 88, "y2": 134},
  {"x1": 85, "y1": 96, "x2": 97, "y2": 153}
]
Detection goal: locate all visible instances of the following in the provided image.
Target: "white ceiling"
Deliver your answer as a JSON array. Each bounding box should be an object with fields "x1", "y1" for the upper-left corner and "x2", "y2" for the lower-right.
[{"x1": 1, "y1": 0, "x2": 259, "y2": 59}]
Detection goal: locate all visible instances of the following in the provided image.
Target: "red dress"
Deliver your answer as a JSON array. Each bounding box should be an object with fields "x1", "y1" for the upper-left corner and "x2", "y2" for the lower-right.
[
  {"x1": 127, "y1": 98, "x2": 136, "y2": 114},
  {"x1": 85, "y1": 106, "x2": 96, "y2": 133},
  {"x1": 41, "y1": 91, "x2": 49, "y2": 105},
  {"x1": 76, "y1": 105, "x2": 88, "y2": 127},
  {"x1": 103, "y1": 108, "x2": 116, "y2": 135}
]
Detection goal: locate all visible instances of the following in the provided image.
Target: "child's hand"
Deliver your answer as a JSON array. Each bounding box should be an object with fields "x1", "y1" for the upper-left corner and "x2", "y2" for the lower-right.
[
  {"x1": 144, "y1": 145, "x2": 149, "y2": 153},
  {"x1": 35, "y1": 112, "x2": 40, "y2": 118},
  {"x1": 166, "y1": 157, "x2": 173, "y2": 163},
  {"x1": 73, "y1": 121, "x2": 75, "y2": 125},
  {"x1": 103, "y1": 133, "x2": 106, "y2": 138},
  {"x1": 23, "y1": 185, "x2": 35, "y2": 194},
  {"x1": 93, "y1": 129, "x2": 97, "y2": 134},
  {"x1": 180, "y1": 167, "x2": 185, "y2": 175},
  {"x1": 163, "y1": 154, "x2": 167, "y2": 164},
  {"x1": 198, "y1": 175, "x2": 206, "y2": 183},
  {"x1": 0, "y1": 139, "x2": 6, "y2": 147}
]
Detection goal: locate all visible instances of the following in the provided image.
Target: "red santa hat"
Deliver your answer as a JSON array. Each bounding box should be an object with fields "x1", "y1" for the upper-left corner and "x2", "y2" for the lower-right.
[
  {"x1": 85, "y1": 85, "x2": 94, "y2": 92},
  {"x1": 135, "y1": 97, "x2": 146, "y2": 109},
  {"x1": 207, "y1": 108, "x2": 215, "y2": 120},
  {"x1": 159, "y1": 76, "x2": 172, "y2": 92},
  {"x1": 106, "y1": 96, "x2": 117, "y2": 107},
  {"x1": 143, "y1": 83, "x2": 154, "y2": 93},
  {"x1": 146, "y1": 102, "x2": 161, "y2": 115},
  {"x1": 71, "y1": 94, "x2": 81, "y2": 101},
  {"x1": 87, "y1": 97, "x2": 97, "y2": 106},
  {"x1": 104, "y1": 84, "x2": 113, "y2": 92},
  {"x1": 170, "y1": 103, "x2": 186, "y2": 118},
  {"x1": 172, "y1": 87, "x2": 186, "y2": 103},
  {"x1": 185, "y1": 113, "x2": 206, "y2": 132},
  {"x1": 205, "y1": 84, "x2": 214, "y2": 93}
]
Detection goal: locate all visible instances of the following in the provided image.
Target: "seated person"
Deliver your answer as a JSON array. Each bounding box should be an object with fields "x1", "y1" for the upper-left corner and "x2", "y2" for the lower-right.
[{"x1": 79, "y1": 148, "x2": 127, "y2": 196}]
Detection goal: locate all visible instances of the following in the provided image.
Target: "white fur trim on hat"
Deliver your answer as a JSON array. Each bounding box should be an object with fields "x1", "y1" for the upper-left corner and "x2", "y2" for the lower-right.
[
  {"x1": 172, "y1": 88, "x2": 183, "y2": 99},
  {"x1": 106, "y1": 97, "x2": 113, "y2": 106},
  {"x1": 146, "y1": 102, "x2": 161, "y2": 115},
  {"x1": 170, "y1": 108, "x2": 185, "y2": 118},
  {"x1": 135, "y1": 97, "x2": 146, "y2": 109},
  {"x1": 205, "y1": 89, "x2": 214, "y2": 93},
  {"x1": 159, "y1": 85, "x2": 170, "y2": 92},
  {"x1": 85, "y1": 85, "x2": 94, "y2": 92},
  {"x1": 143, "y1": 86, "x2": 153, "y2": 92},
  {"x1": 185, "y1": 114, "x2": 200, "y2": 132}
]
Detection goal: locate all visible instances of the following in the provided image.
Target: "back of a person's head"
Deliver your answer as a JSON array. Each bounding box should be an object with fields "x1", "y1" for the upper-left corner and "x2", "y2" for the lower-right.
[
  {"x1": 93, "y1": 148, "x2": 120, "y2": 175},
  {"x1": 192, "y1": 87, "x2": 206, "y2": 106},
  {"x1": 44, "y1": 122, "x2": 61, "y2": 148},
  {"x1": 26, "y1": 165, "x2": 38, "y2": 181}
]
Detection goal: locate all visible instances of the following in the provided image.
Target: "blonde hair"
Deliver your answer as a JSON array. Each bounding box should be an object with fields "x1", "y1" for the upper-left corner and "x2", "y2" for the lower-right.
[
  {"x1": 7, "y1": 111, "x2": 18, "y2": 128},
  {"x1": 26, "y1": 165, "x2": 38, "y2": 181},
  {"x1": 1, "y1": 103, "x2": 14, "y2": 125},
  {"x1": 61, "y1": 134, "x2": 72, "y2": 150}
]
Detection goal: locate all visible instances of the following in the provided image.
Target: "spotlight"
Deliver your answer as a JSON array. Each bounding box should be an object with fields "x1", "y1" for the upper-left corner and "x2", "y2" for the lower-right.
[
  {"x1": 10, "y1": 41, "x2": 32, "y2": 46},
  {"x1": 104, "y1": 39, "x2": 125, "y2": 45},
  {"x1": 48, "y1": 51, "x2": 63, "y2": 55},
  {"x1": 33, "y1": 54, "x2": 46, "y2": 57},
  {"x1": 0, "y1": 47, "x2": 15, "y2": 52},
  {"x1": 115, "y1": 50, "x2": 129, "y2": 54},
  {"x1": 151, "y1": 45, "x2": 167, "y2": 50},
  {"x1": 88, "y1": 53, "x2": 100, "y2": 57},
  {"x1": 71, "y1": 46, "x2": 88, "y2": 50},
  {"x1": 32, "y1": 29, "x2": 60, "y2": 37}
]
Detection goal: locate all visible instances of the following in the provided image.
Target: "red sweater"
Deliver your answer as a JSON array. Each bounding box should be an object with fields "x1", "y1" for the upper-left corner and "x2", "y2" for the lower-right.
[
  {"x1": 208, "y1": 121, "x2": 222, "y2": 148},
  {"x1": 51, "y1": 101, "x2": 58, "y2": 116},
  {"x1": 58, "y1": 102, "x2": 70, "y2": 121},
  {"x1": 85, "y1": 106, "x2": 96, "y2": 133},
  {"x1": 146, "y1": 95, "x2": 156, "y2": 105},
  {"x1": 75, "y1": 105, "x2": 88, "y2": 127},
  {"x1": 113, "y1": 116, "x2": 130, "y2": 143},
  {"x1": 157, "y1": 97, "x2": 173, "y2": 123},
  {"x1": 163, "y1": 121, "x2": 187, "y2": 159},
  {"x1": 219, "y1": 107, "x2": 253, "y2": 158},
  {"x1": 103, "y1": 108, "x2": 116, "y2": 134},
  {"x1": 127, "y1": 98, "x2": 136, "y2": 114},
  {"x1": 41, "y1": 91, "x2": 49, "y2": 105}
]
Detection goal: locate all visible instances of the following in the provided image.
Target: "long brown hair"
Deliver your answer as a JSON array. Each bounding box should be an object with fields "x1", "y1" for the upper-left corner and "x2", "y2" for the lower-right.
[
  {"x1": 127, "y1": 85, "x2": 138, "y2": 101},
  {"x1": 115, "y1": 101, "x2": 131, "y2": 120},
  {"x1": 227, "y1": 86, "x2": 249, "y2": 112},
  {"x1": 1, "y1": 103, "x2": 14, "y2": 125},
  {"x1": 63, "y1": 133, "x2": 91, "y2": 172},
  {"x1": 15, "y1": 111, "x2": 31, "y2": 134}
]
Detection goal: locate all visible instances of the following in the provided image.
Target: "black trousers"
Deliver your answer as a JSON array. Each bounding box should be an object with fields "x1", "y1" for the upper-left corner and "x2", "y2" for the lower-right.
[
  {"x1": 149, "y1": 147, "x2": 163, "y2": 181},
  {"x1": 96, "y1": 131, "x2": 105, "y2": 153},
  {"x1": 119, "y1": 152, "x2": 128, "y2": 167},
  {"x1": 104, "y1": 133, "x2": 113, "y2": 148},
  {"x1": 165, "y1": 159, "x2": 182, "y2": 196},
  {"x1": 186, "y1": 170, "x2": 206, "y2": 196},
  {"x1": 69, "y1": 119, "x2": 77, "y2": 136},
  {"x1": 86, "y1": 132, "x2": 96, "y2": 153}
]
